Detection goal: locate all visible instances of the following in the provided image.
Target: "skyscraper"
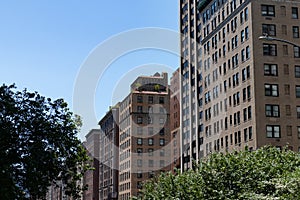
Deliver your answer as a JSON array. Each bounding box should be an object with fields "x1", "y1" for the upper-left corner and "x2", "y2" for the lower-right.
[{"x1": 180, "y1": 0, "x2": 300, "y2": 171}]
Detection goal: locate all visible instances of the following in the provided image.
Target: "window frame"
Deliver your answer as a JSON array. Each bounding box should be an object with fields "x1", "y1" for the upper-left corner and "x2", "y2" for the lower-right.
[
  {"x1": 262, "y1": 24, "x2": 276, "y2": 36},
  {"x1": 292, "y1": 7, "x2": 299, "y2": 19},
  {"x1": 265, "y1": 84, "x2": 279, "y2": 97},
  {"x1": 265, "y1": 104, "x2": 280, "y2": 117},
  {"x1": 264, "y1": 63, "x2": 278, "y2": 76},
  {"x1": 137, "y1": 95, "x2": 143, "y2": 103},
  {"x1": 263, "y1": 43, "x2": 277, "y2": 56},
  {"x1": 293, "y1": 26, "x2": 299, "y2": 38},
  {"x1": 295, "y1": 66, "x2": 300, "y2": 78},
  {"x1": 296, "y1": 85, "x2": 300, "y2": 98},
  {"x1": 159, "y1": 138, "x2": 165, "y2": 146},
  {"x1": 137, "y1": 138, "x2": 143, "y2": 145},
  {"x1": 261, "y1": 4, "x2": 275, "y2": 17},
  {"x1": 266, "y1": 125, "x2": 281, "y2": 138}
]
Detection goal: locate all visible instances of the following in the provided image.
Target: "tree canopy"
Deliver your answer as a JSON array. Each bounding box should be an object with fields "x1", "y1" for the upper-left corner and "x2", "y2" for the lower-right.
[
  {"x1": 140, "y1": 147, "x2": 300, "y2": 200},
  {"x1": 0, "y1": 84, "x2": 90, "y2": 199}
]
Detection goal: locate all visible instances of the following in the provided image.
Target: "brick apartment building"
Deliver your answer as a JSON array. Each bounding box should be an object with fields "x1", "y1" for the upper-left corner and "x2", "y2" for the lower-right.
[
  {"x1": 98, "y1": 107, "x2": 119, "y2": 200},
  {"x1": 83, "y1": 129, "x2": 100, "y2": 200},
  {"x1": 170, "y1": 68, "x2": 181, "y2": 172},
  {"x1": 117, "y1": 72, "x2": 171, "y2": 199},
  {"x1": 180, "y1": 0, "x2": 300, "y2": 171}
]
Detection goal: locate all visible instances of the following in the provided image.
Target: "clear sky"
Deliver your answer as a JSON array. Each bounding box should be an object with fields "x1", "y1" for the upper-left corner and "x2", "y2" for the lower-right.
[{"x1": 0, "y1": 1, "x2": 179, "y2": 140}]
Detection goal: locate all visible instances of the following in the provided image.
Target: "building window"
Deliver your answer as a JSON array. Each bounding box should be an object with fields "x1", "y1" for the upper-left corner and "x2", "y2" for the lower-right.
[
  {"x1": 159, "y1": 128, "x2": 165, "y2": 136},
  {"x1": 137, "y1": 117, "x2": 143, "y2": 124},
  {"x1": 137, "y1": 171, "x2": 142, "y2": 178},
  {"x1": 148, "y1": 160, "x2": 154, "y2": 167},
  {"x1": 148, "y1": 171, "x2": 155, "y2": 178},
  {"x1": 137, "y1": 138, "x2": 143, "y2": 145},
  {"x1": 262, "y1": 24, "x2": 276, "y2": 36},
  {"x1": 265, "y1": 104, "x2": 280, "y2": 117},
  {"x1": 248, "y1": 106, "x2": 252, "y2": 119},
  {"x1": 148, "y1": 116, "x2": 153, "y2": 124},
  {"x1": 249, "y1": 126, "x2": 253, "y2": 140},
  {"x1": 243, "y1": 108, "x2": 247, "y2": 121},
  {"x1": 293, "y1": 26, "x2": 299, "y2": 38},
  {"x1": 159, "y1": 138, "x2": 165, "y2": 146},
  {"x1": 294, "y1": 46, "x2": 300, "y2": 58},
  {"x1": 159, "y1": 97, "x2": 164, "y2": 104},
  {"x1": 241, "y1": 49, "x2": 245, "y2": 62},
  {"x1": 148, "y1": 138, "x2": 154, "y2": 146},
  {"x1": 297, "y1": 106, "x2": 300, "y2": 118},
  {"x1": 292, "y1": 7, "x2": 299, "y2": 19},
  {"x1": 159, "y1": 107, "x2": 165, "y2": 114},
  {"x1": 148, "y1": 106, "x2": 153, "y2": 113},
  {"x1": 295, "y1": 66, "x2": 300, "y2": 78},
  {"x1": 261, "y1": 5, "x2": 275, "y2": 16},
  {"x1": 137, "y1": 95, "x2": 143, "y2": 103},
  {"x1": 148, "y1": 96, "x2": 153, "y2": 104},
  {"x1": 296, "y1": 86, "x2": 300, "y2": 97},
  {"x1": 160, "y1": 160, "x2": 165, "y2": 167},
  {"x1": 137, "y1": 148, "x2": 143, "y2": 156},
  {"x1": 137, "y1": 159, "x2": 142, "y2": 167},
  {"x1": 245, "y1": 26, "x2": 249, "y2": 39},
  {"x1": 137, "y1": 181, "x2": 142, "y2": 189},
  {"x1": 244, "y1": 7, "x2": 249, "y2": 21},
  {"x1": 148, "y1": 127, "x2": 153, "y2": 135},
  {"x1": 241, "y1": 65, "x2": 250, "y2": 81},
  {"x1": 265, "y1": 84, "x2": 279, "y2": 96},
  {"x1": 243, "y1": 88, "x2": 247, "y2": 101},
  {"x1": 266, "y1": 125, "x2": 280, "y2": 138},
  {"x1": 247, "y1": 86, "x2": 251, "y2": 99},
  {"x1": 264, "y1": 64, "x2": 278, "y2": 76},
  {"x1": 298, "y1": 127, "x2": 300, "y2": 138},
  {"x1": 240, "y1": 11, "x2": 244, "y2": 24},
  {"x1": 159, "y1": 118, "x2": 165, "y2": 125},
  {"x1": 137, "y1": 127, "x2": 143, "y2": 135},
  {"x1": 244, "y1": 128, "x2": 248, "y2": 142},
  {"x1": 241, "y1": 30, "x2": 245, "y2": 42},
  {"x1": 263, "y1": 44, "x2": 277, "y2": 56},
  {"x1": 246, "y1": 46, "x2": 250, "y2": 59},
  {"x1": 160, "y1": 149, "x2": 165, "y2": 157},
  {"x1": 148, "y1": 148, "x2": 153, "y2": 156},
  {"x1": 137, "y1": 106, "x2": 142, "y2": 113}
]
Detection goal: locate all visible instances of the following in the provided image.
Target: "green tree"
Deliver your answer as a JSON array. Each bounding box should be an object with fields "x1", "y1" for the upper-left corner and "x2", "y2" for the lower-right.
[
  {"x1": 0, "y1": 84, "x2": 91, "y2": 199},
  {"x1": 140, "y1": 147, "x2": 300, "y2": 199}
]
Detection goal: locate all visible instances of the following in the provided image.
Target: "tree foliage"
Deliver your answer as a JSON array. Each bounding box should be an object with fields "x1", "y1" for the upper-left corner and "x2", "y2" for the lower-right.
[
  {"x1": 0, "y1": 84, "x2": 90, "y2": 199},
  {"x1": 140, "y1": 147, "x2": 300, "y2": 199}
]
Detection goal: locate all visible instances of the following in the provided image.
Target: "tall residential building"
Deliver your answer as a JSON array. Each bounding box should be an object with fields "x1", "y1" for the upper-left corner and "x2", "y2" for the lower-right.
[
  {"x1": 170, "y1": 68, "x2": 181, "y2": 172},
  {"x1": 118, "y1": 72, "x2": 171, "y2": 199},
  {"x1": 98, "y1": 107, "x2": 119, "y2": 200},
  {"x1": 180, "y1": 0, "x2": 300, "y2": 171},
  {"x1": 83, "y1": 129, "x2": 100, "y2": 200}
]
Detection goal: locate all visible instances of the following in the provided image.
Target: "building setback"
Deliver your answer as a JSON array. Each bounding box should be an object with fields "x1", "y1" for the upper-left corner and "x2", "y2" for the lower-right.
[
  {"x1": 180, "y1": 0, "x2": 300, "y2": 171},
  {"x1": 118, "y1": 72, "x2": 171, "y2": 199},
  {"x1": 83, "y1": 129, "x2": 100, "y2": 200},
  {"x1": 98, "y1": 107, "x2": 120, "y2": 200}
]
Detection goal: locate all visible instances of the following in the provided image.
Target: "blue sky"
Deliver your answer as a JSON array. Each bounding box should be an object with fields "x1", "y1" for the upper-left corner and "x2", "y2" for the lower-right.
[{"x1": 0, "y1": 1, "x2": 179, "y2": 140}]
